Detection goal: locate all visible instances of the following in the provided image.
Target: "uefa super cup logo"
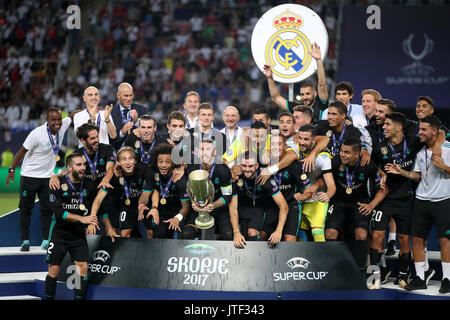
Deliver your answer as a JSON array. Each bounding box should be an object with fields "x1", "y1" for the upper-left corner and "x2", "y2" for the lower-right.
[{"x1": 401, "y1": 33, "x2": 434, "y2": 77}]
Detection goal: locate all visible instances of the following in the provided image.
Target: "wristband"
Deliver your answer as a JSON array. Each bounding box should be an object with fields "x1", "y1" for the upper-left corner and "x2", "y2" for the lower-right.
[
  {"x1": 175, "y1": 214, "x2": 183, "y2": 222},
  {"x1": 151, "y1": 206, "x2": 158, "y2": 210},
  {"x1": 268, "y1": 164, "x2": 279, "y2": 175}
]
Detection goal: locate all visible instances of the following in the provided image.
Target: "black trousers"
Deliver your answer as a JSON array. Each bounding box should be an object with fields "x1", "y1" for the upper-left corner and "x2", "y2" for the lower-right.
[{"x1": 18, "y1": 176, "x2": 52, "y2": 241}]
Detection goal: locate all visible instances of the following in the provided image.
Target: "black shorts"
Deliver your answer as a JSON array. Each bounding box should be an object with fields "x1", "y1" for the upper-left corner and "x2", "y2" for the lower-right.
[
  {"x1": 325, "y1": 200, "x2": 371, "y2": 232},
  {"x1": 412, "y1": 198, "x2": 450, "y2": 240},
  {"x1": 118, "y1": 208, "x2": 138, "y2": 231},
  {"x1": 45, "y1": 232, "x2": 89, "y2": 265},
  {"x1": 263, "y1": 204, "x2": 300, "y2": 237},
  {"x1": 238, "y1": 205, "x2": 264, "y2": 231},
  {"x1": 371, "y1": 197, "x2": 412, "y2": 235}
]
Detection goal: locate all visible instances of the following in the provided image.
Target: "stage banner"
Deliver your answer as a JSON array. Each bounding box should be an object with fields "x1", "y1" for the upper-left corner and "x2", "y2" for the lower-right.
[
  {"x1": 57, "y1": 235, "x2": 366, "y2": 292},
  {"x1": 338, "y1": 5, "x2": 450, "y2": 109}
]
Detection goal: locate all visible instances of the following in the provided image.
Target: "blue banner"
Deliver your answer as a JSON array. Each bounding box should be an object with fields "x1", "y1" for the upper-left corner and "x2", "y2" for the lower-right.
[{"x1": 338, "y1": 6, "x2": 450, "y2": 109}]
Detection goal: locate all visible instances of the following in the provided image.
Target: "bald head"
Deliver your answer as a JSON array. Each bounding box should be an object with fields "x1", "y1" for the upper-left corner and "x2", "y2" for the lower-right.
[
  {"x1": 223, "y1": 105, "x2": 240, "y2": 129},
  {"x1": 117, "y1": 83, "x2": 134, "y2": 108},
  {"x1": 83, "y1": 86, "x2": 100, "y2": 108}
]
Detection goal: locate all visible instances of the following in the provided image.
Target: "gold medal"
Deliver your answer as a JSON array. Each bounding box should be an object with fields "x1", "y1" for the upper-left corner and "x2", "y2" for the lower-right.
[
  {"x1": 160, "y1": 198, "x2": 167, "y2": 205},
  {"x1": 381, "y1": 146, "x2": 388, "y2": 155},
  {"x1": 326, "y1": 130, "x2": 333, "y2": 138},
  {"x1": 237, "y1": 179, "x2": 243, "y2": 187},
  {"x1": 346, "y1": 187, "x2": 352, "y2": 194},
  {"x1": 61, "y1": 184, "x2": 68, "y2": 191},
  {"x1": 135, "y1": 140, "x2": 141, "y2": 149},
  {"x1": 119, "y1": 177, "x2": 124, "y2": 185},
  {"x1": 125, "y1": 198, "x2": 131, "y2": 206},
  {"x1": 301, "y1": 173, "x2": 307, "y2": 180},
  {"x1": 79, "y1": 204, "x2": 85, "y2": 211},
  {"x1": 55, "y1": 155, "x2": 60, "y2": 161}
]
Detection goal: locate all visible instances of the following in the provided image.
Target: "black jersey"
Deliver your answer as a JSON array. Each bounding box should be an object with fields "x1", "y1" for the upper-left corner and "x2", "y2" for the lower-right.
[
  {"x1": 273, "y1": 160, "x2": 305, "y2": 204},
  {"x1": 75, "y1": 143, "x2": 115, "y2": 186},
  {"x1": 316, "y1": 120, "x2": 362, "y2": 157},
  {"x1": 123, "y1": 132, "x2": 166, "y2": 165},
  {"x1": 103, "y1": 162, "x2": 152, "y2": 211},
  {"x1": 366, "y1": 119, "x2": 420, "y2": 151},
  {"x1": 186, "y1": 163, "x2": 233, "y2": 205},
  {"x1": 49, "y1": 175, "x2": 96, "y2": 238},
  {"x1": 331, "y1": 157, "x2": 380, "y2": 205},
  {"x1": 182, "y1": 128, "x2": 227, "y2": 164},
  {"x1": 287, "y1": 97, "x2": 328, "y2": 125},
  {"x1": 372, "y1": 135, "x2": 423, "y2": 200},
  {"x1": 154, "y1": 171, "x2": 189, "y2": 216},
  {"x1": 234, "y1": 171, "x2": 280, "y2": 208}
]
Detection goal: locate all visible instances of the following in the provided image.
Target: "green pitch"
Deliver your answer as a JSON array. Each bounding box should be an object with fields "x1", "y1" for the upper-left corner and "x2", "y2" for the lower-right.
[{"x1": 0, "y1": 193, "x2": 20, "y2": 216}]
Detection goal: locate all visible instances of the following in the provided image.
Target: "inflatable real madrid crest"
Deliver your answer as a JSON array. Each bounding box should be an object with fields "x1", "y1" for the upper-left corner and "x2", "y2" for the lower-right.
[{"x1": 251, "y1": 4, "x2": 328, "y2": 83}]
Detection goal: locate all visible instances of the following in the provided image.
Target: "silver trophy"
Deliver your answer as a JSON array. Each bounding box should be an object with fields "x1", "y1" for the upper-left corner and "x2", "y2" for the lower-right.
[{"x1": 187, "y1": 169, "x2": 215, "y2": 229}]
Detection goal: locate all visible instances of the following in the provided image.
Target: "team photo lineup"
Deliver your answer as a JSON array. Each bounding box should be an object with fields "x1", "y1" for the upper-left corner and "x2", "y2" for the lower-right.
[{"x1": 1, "y1": 1, "x2": 450, "y2": 301}]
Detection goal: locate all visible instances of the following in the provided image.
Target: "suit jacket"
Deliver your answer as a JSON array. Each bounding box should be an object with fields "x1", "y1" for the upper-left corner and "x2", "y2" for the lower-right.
[{"x1": 110, "y1": 102, "x2": 148, "y2": 150}]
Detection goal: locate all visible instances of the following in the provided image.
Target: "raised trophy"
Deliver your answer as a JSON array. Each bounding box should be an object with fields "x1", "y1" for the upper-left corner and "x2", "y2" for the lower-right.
[{"x1": 187, "y1": 169, "x2": 215, "y2": 229}]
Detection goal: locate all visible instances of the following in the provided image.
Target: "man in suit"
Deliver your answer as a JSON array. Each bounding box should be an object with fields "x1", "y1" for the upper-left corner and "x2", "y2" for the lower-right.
[{"x1": 110, "y1": 82, "x2": 148, "y2": 150}]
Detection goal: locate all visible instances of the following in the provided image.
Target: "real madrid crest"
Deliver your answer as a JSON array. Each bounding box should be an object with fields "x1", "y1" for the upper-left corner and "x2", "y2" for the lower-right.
[
  {"x1": 326, "y1": 130, "x2": 333, "y2": 138},
  {"x1": 119, "y1": 177, "x2": 124, "y2": 185},
  {"x1": 61, "y1": 183, "x2": 68, "y2": 191},
  {"x1": 381, "y1": 146, "x2": 388, "y2": 155},
  {"x1": 135, "y1": 140, "x2": 141, "y2": 149},
  {"x1": 251, "y1": 4, "x2": 329, "y2": 84},
  {"x1": 155, "y1": 173, "x2": 160, "y2": 182},
  {"x1": 339, "y1": 164, "x2": 345, "y2": 172},
  {"x1": 237, "y1": 179, "x2": 243, "y2": 187}
]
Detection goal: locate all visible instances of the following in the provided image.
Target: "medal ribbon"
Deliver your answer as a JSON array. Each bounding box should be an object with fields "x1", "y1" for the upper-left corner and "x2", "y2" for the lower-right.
[
  {"x1": 345, "y1": 158, "x2": 360, "y2": 191},
  {"x1": 200, "y1": 163, "x2": 216, "y2": 180},
  {"x1": 388, "y1": 138, "x2": 407, "y2": 165},
  {"x1": 159, "y1": 175, "x2": 173, "y2": 200},
  {"x1": 82, "y1": 148, "x2": 98, "y2": 174},
  {"x1": 47, "y1": 125, "x2": 59, "y2": 158},
  {"x1": 331, "y1": 124, "x2": 347, "y2": 156},
  {"x1": 243, "y1": 170, "x2": 258, "y2": 206},
  {"x1": 65, "y1": 174, "x2": 84, "y2": 206},
  {"x1": 121, "y1": 107, "x2": 132, "y2": 125},
  {"x1": 123, "y1": 177, "x2": 131, "y2": 202},
  {"x1": 86, "y1": 109, "x2": 101, "y2": 128},
  {"x1": 140, "y1": 138, "x2": 156, "y2": 164}
]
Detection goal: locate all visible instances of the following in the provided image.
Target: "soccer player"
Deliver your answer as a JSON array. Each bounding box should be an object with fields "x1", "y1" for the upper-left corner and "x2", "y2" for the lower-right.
[
  {"x1": 325, "y1": 138, "x2": 389, "y2": 272},
  {"x1": 292, "y1": 105, "x2": 314, "y2": 132},
  {"x1": 295, "y1": 124, "x2": 335, "y2": 242},
  {"x1": 45, "y1": 153, "x2": 98, "y2": 300},
  {"x1": 269, "y1": 134, "x2": 307, "y2": 242},
  {"x1": 160, "y1": 111, "x2": 187, "y2": 146},
  {"x1": 6, "y1": 107, "x2": 75, "y2": 251},
  {"x1": 184, "y1": 139, "x2": 234, "y2": 240},
  {"x1": 234, "y1": 151, "x2": 289, "y2": 245},
  {"x1": 321, "y1": 81, "x2": 364, "y2": 122},
  {"x1": 252, "y1": 108, "x2": 278, "y2": 133},
  {"x1": 386, "y1": 115, "x2": 450, "y2": 293},
  {"x1": 371, "y1": 113, "x2": 431, "y2": 287},
  {"x1": 73, "y1": 86, "x2": 117, "y2": 147},
  {"x1": 139, "y1": 144, "x2": 191, "y2": 239},
  {"x1": 124, "y1": 113, "x2": 165, "y2": 165},
  {"x1": 88, "y1": 147, "x2": 153, "y2": 237},
  {"x1": 264, "y1": 42, "x2": 328, "y2": 125}
]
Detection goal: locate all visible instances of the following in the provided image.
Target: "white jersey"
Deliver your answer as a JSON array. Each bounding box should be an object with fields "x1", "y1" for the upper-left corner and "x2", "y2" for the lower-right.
[
  {"x1": 303, "y1": 151, "x2": 332, "y2": 204},
  {"x1": 73, "y1": 109, "x2": 115, "y2": 147},
  {"x1": 413, "y1": 141, "x2": 450, "y2": 202},
  {"x1": 21, "y1": 117, "x2": 72, "y2": 178}
]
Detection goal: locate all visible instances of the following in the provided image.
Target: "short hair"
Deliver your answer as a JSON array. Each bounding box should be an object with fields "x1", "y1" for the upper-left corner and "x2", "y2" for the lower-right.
[
  {"x1": 329, "y1": 101, "x2": 347, "y2": 115},
  {"x1": 184, "y1": 90, "x2": 200, "y2": 103},
  {"x1": 242, "y1": 151, "x2": 257, "y2": 162},
  {"x1": 361, "y1": 89, "x2": 382, "y2": 102},
  {"x1": 335, "y1": 81, "x2": 354, "y2": 95},
  {"x1": 342, "y1": 138, "x2": 361, "y2": 153},
  {"x1": 139, "y1": 113, "x2": 157, "y2": 125},
  {"x1": 377, "y1": 99, "x2": 397, "y2": 112},
  {"x1": 385, "y1": 112, "x2": 406, "y2": 129},
  {"x1": 293, "y1": 105, "x2": 313, "y2": 119},
  {"x1": 46, "y1": 107, "x2": 61, "y2": 117},
  {"x1": 198, "y1": 102, "x2": 214, "y2": 114},
  {"x1": 298, "y1": 124, "x2": 316, "y2": 137},
  {"x1": 167, "y1": 111, "x2": 186, "y2": 125},
  {"x1": 117, "y1": 146, "x2": 136, "y2": 161},
  {"x1": 253, "y1": 108, "x2": 270, "y2": 119},
  {"x1": 76, "y1": 123, "x2": 98, "y2": 141},
  {"x1": 417, "y1": 96, "x2": 434, "y2": 108},
  {"x1": 420, "y1": 115, "x2": 441, "y2": 130},
  {"x1": 250, "y1": 121, "x2": 267, "y2": 130},
  {"x1": 278, "y1": 112, "x2": 295, "y2": 122},
  {"x1": 300, "y1": 81, "x2": 316, "y2": 91},
  {"x1": 149, "y1": 143, "x2": 174, "y2": 170},
  {"x1": 66, "y1": 152, "x2": 83, "y2": 167},
  {"x1": 270, "y1": 133, "x2": 286, "y2": 144}
]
